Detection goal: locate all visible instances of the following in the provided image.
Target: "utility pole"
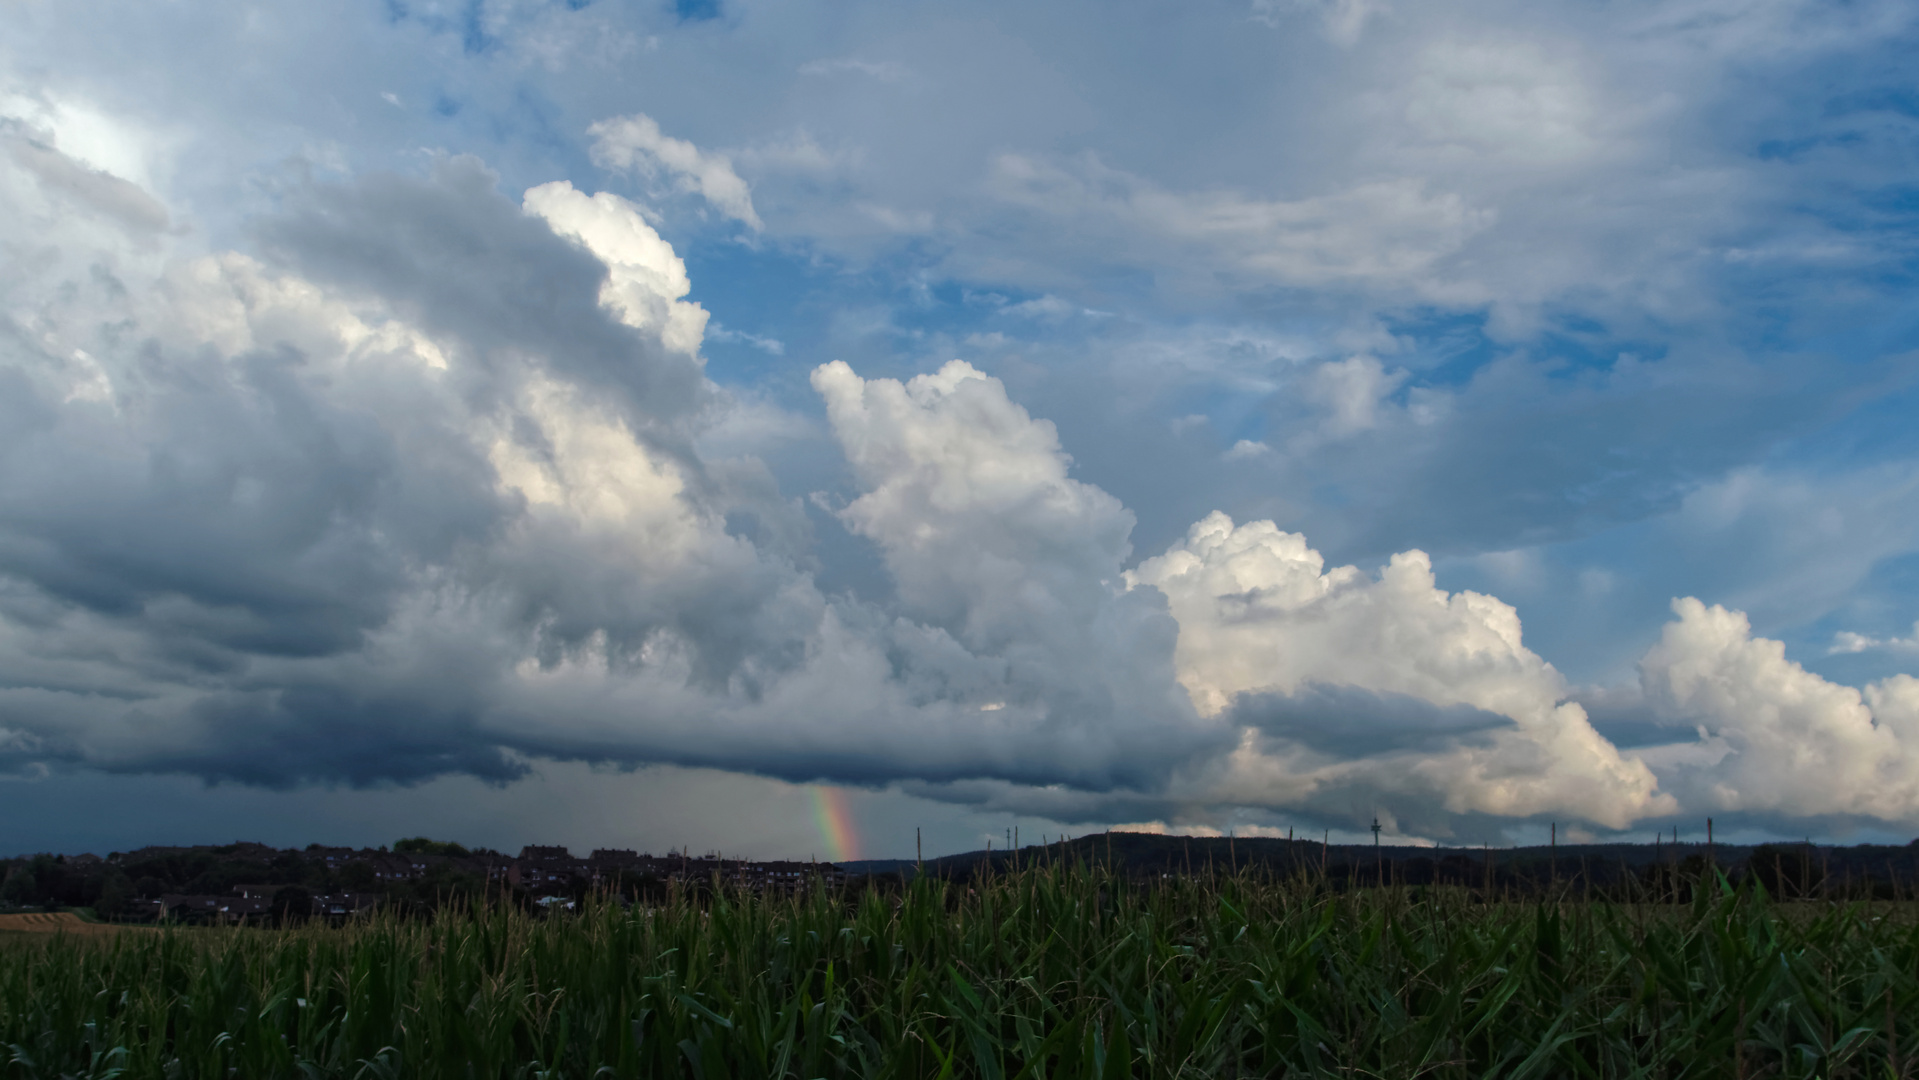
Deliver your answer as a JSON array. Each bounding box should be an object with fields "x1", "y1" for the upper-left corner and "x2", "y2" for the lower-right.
[{"x1": 1372, "y1": 815, "x2": 1383, "y2": 886}]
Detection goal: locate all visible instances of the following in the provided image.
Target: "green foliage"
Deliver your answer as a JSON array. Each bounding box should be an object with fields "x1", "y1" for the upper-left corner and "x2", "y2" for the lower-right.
[
  {"x1": 334, "y1": 861, "x2": 377, "y2": 892},
  {"x1": 114, "y1": 848, "x2": 327, "y2": 901},
  {"x1": 1749, "y1": 844, "x2": 1826, "y2": 900},
  {"x1": 393, "y1": 837, "x2": 470, "y2": 857},
  {"x1": 1, "y1": 865, "x2": 1916, "y2": 1077},
  {"x1": 268, "y1": 886, "x2": 313, "y2": 925},
  {"x1": 0, "y1": 869, "x2": 35, "y2": 908},
  {"x1": 384, "y1": 863, "x2": 489, "y2": 915},
  {"x1": 92, "y1": 874, "x2": 133, "y2": 920}
]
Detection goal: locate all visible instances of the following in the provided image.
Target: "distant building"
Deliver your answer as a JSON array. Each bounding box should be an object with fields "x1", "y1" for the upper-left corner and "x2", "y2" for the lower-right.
[
  {"x1": 313, "y1": 893, "x2": 381, "y2": 919},
  {"x1": 158, "y1": 894, "x2": 274, "y2": 925}
]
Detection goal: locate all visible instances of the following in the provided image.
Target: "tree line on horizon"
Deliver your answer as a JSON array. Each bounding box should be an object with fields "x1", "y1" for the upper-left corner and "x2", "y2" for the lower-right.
[{"x1": 6, "y1": 832, "x2": 1919, "y2": 917}]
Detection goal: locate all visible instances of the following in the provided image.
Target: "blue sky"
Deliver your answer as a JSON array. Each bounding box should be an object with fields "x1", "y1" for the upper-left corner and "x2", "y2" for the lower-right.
[{"x1": 3, "y1": 0, "x2": 1919, "y2": 858}]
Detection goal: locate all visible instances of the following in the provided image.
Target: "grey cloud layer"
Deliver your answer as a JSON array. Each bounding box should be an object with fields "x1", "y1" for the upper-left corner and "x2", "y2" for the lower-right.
[
  {"x1": 19, "y1": 0, "x2": 1900, "y2": 325},
  {"x1": 9, "y1": 0, "x2": 1914, "y2": 604},
  {"x1": 4, "y1": 139, "x2": 1915, "y2": 838}
]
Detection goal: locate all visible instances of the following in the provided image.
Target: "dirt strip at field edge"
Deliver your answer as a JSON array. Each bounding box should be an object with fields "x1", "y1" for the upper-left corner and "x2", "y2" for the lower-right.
[{"x1": 0, "y1": 912, "x2": 124, "y2": 936}]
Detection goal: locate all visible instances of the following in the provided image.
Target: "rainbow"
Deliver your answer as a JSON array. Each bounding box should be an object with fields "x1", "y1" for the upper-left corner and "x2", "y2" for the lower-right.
[{"x1": 810, "y1": 785, "x2": 860, "y2": 863}]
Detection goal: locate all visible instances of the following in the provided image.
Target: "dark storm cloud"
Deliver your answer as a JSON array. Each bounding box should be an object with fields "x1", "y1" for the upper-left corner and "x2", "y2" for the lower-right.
[
  {"x1": 0, "y1": 346, "x2": 442, "y2": 658},
  {"x1": 148, "y1": 683, "x2": 528, "y2": 789},
  {"x1": 1228, "y1": 682, "x2": 1515, "y2": 757}
]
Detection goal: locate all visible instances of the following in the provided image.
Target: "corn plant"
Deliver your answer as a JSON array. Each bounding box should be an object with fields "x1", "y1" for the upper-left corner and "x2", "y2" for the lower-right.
[{"x1": 1, "y1": 862, "x2": 1914, "y2": 1078}]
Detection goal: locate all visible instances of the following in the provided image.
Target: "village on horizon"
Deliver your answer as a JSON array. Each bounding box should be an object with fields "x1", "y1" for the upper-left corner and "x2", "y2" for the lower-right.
[{"x1": 7, "y1": 830, "x2": 1919, "y2": 925}]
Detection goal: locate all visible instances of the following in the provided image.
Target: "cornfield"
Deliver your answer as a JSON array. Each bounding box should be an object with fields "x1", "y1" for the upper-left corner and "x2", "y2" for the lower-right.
[{"x1": 3, "y1": 863, "x2": 1916, "y2": 1078}]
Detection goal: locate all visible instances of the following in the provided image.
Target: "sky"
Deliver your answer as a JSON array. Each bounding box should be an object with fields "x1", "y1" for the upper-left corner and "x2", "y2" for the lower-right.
[{"x1": 3, "y1": 0, "x2": 1919, "y2": 860}]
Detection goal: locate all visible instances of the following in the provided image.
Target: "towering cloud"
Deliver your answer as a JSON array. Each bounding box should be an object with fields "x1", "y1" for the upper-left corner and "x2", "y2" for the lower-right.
[
  {"x1": 1130, "y1": 513, "x2": 1673, "y2": 834},
  {"x1": 815, "y1": 359, "x2": 1157, "y2": 679},
  {"x1": 1636, "y1": 599, "x2": 1919, "y2": 825},
  {"x1": 0, "y1": 139, "x2": 1214, "y2": 798},
  {"x1": 804, "y1": 359, "x2": 1217, "y2": 790}
]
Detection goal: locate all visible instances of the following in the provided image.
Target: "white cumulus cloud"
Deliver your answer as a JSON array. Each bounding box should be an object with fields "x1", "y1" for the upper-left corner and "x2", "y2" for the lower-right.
[
  {"x1": 812, "y1": 359, "x2": 1205, "y2": 766},
  {"x1": 589, "y1": 113, "x2": 763, "y2": 231},
  {"x1": 1130, "y1": 512, "x2": 1673, "y2": 833},
  {"x1": 524, "y1": 180, "x2": 711, "y2": 356},
  {"x1": 1638, "y1": 598, "x2": 1919, "y2": 824}
]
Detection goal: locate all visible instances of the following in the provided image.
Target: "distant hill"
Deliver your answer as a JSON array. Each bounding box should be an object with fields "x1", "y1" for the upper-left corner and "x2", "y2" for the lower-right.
[
  {"x1": 835, "y1": 859, "x2": 919, "y2": 875},
  {"x1": 852, "y1": 832, "x2": 1919, "y2": 896}
]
